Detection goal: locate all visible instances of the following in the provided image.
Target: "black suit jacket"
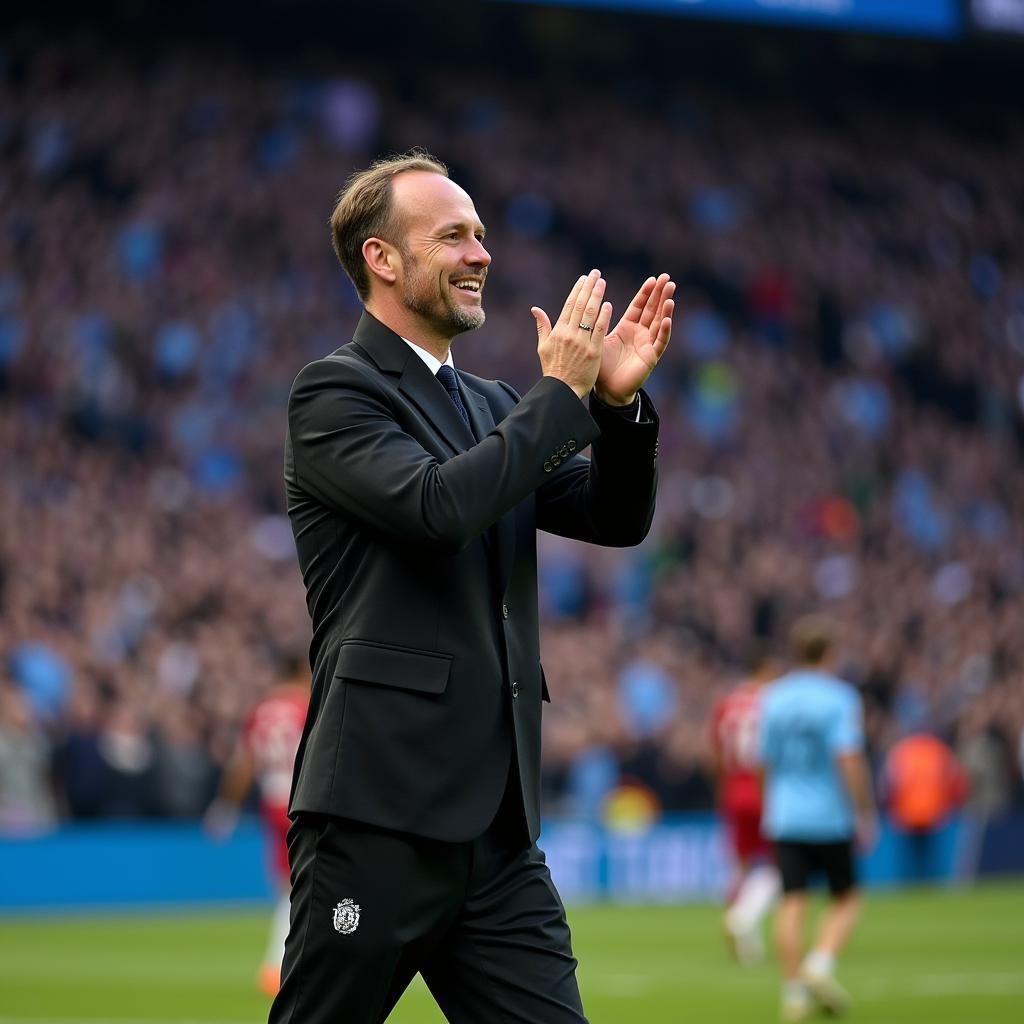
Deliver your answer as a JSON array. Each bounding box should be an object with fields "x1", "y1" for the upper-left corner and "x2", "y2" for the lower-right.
[{"x1": 284, "y1": 311, "x2": 659, "y2": 843}]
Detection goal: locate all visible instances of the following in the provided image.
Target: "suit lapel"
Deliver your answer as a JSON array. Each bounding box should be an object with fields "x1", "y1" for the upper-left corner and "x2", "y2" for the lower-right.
[
  {"x1": 461, "y1": 377, "x2": 516, "y2": 599},
  {"x1": 460, "y1": 379, "x2": 491, "y2": 447},
  {"x1": 352, "y1": 312, "x2": 475, "y2": 455}
]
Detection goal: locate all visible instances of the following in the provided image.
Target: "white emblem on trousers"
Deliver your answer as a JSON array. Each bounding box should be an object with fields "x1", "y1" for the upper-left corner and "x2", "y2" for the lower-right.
[{"x1": 333, "y1": 899, "x2": 361, "y2": 934}]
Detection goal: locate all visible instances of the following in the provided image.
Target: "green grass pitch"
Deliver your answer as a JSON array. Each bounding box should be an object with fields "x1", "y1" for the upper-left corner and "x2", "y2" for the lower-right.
[{"x1": 1, "y1": 883, "x2": 1021, "y2": 1022}]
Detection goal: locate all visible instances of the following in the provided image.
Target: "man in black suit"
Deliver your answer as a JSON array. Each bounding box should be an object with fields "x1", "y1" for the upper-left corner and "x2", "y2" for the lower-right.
[{"x1": 272, "y1": 150, "x2": 674, "y2": 1024}]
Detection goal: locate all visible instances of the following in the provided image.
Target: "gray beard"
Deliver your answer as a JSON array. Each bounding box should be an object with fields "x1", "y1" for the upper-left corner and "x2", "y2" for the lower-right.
[{"x1": 404, "y1": 290, "x2": 485, "y2": 336}]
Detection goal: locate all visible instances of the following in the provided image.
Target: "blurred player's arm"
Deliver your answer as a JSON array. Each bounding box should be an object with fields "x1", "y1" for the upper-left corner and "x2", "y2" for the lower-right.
[
  {"x1": 836, "y1": 750, "x2": 878, "y2": 851},
  {"x1": 203, "y1": 740, "x2": 256, "y2": 841},
  {"x1": 705, "y1": 702, "x2": 724, "y2": 788}
]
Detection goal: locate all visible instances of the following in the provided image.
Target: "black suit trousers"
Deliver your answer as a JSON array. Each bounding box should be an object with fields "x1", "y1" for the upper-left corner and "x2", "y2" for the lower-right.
[{"x1": 268, "y1": 807, "x2": 588, "y2": 1024}]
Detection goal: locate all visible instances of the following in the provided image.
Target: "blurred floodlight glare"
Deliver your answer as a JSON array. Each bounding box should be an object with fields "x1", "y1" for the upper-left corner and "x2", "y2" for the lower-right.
[{"x1": 972, "y1": 0, "x2": 1024, "y2": 32}]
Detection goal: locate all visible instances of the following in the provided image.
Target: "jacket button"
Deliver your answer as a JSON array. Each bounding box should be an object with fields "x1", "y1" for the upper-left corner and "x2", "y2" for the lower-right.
[
  {"x1": 543, "y1": 460, "x2": 553, "y2": 473},
  {"x1": 558, "y1": 444, "x2": 569, "y2": 458},
  {"x1": 502, "y1": 603, "x2": 509, "y2": 619},
  {"x1": 551, "y1": 454, "x2": 562, "y2": 467},
  {"x1": 567, "y1": 439, "x2": 577, "y2": 452},
  {"x1": 511, "y1": 679, "x2": 519, "y2": 698}
]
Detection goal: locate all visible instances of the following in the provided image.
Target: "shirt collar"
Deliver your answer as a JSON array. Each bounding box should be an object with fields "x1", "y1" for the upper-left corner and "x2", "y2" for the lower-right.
[{"x1": 401, "y1": 337, "x2": 454, "y2": 375}]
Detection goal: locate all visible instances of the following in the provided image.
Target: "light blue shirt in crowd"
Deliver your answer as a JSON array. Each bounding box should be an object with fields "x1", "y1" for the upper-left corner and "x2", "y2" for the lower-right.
[{"x1": 758, "y1": 669, "x2": 864, "y2": 841}]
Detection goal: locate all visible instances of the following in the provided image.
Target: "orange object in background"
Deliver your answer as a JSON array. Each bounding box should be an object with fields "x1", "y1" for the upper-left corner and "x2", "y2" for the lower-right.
[
  {"x1": 603, "y1": 780, "x2": 662, "y2": 835},
  {"x1": 884, "y1": 733, "x2": 969, "y2": 832}
]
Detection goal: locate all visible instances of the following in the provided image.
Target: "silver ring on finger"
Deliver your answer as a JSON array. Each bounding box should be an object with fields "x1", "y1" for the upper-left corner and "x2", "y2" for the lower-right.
[{"x1": 578, "y1": 322, "x2": 593, "y2": 331}]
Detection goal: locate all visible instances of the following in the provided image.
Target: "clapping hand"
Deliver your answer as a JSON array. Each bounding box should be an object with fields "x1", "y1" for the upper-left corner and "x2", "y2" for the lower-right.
[
  {"x1": 594, "y1": 273, "x2": 675, "y2": 407},
  {"x1": 532, "y1": 270, "x2": 612, "y2": 399}
]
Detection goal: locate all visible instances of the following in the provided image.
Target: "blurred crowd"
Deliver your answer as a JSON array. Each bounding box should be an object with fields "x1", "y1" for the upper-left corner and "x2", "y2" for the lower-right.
[{"x1": 2, "y1": 31, "x2": 1023, "y2": 834}]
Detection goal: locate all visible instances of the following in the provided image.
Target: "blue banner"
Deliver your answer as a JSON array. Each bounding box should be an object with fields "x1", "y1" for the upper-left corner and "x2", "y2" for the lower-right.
[
  {"x1": 495, "y1": 0, "x2": 962, "y2": 38},
  {"x1": 541, "y1": 814, "x2": 969, "y2": 902},
  {"x1": 0, "y1": 820, "x2": 274, "y2": 912},
  {"x1": 0, "y1": 814, "x2": 980, "y2": 913}
]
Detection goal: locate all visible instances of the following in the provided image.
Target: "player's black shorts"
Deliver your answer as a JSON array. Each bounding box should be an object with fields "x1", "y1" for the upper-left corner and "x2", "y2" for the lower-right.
[{"x1": 774, "y1": 838, "x2": 857, "y2": 896}]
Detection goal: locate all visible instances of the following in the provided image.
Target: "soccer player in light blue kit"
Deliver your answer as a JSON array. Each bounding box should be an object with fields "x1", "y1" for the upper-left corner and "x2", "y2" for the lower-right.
[{"x1": 759, "y1": 616, "x2": 877, "y2": 1021}]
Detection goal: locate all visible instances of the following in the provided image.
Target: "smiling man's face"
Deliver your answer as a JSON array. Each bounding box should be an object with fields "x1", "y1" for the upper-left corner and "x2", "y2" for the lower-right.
[{"x1": 391, "y1": 171, "x2": 491, "y2": 340}]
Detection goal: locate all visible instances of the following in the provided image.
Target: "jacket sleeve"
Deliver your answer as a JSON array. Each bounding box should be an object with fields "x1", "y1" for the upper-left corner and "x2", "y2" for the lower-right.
[
  {"x1": 533, "y1": 389, "x2": 660, "y2": 547},
  {"x1": 287, "y1": 358, "x2": 600, "y2": 552}
]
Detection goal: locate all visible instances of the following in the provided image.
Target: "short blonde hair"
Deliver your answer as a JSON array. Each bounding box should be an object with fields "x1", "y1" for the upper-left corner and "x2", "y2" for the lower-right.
[
  {"x1": 789, "y1": 615, "x2": 840, "y2": 666},
  {"x1": 329, "y1": 149, "x2": 449, "y2": 301}
]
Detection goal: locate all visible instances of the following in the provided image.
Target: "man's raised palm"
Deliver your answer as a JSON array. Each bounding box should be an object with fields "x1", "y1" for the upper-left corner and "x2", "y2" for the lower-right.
[{"x1": 596, "y1": 274, "x2": 675, "y2": 406}]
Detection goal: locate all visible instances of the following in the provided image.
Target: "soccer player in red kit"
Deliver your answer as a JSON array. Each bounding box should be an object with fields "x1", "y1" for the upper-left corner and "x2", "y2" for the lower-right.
[
  {"x1": 708, "y1": 653, "x2": 781, "y2": 964},
  {"x1": 205, "y1": 663, "x2": 310, "y2": 995}
]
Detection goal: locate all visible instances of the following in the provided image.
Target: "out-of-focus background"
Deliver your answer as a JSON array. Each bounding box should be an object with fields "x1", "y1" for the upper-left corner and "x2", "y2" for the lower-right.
[{"x1": 1, "y1": 0, "x2": 1023, "y2": 1020}]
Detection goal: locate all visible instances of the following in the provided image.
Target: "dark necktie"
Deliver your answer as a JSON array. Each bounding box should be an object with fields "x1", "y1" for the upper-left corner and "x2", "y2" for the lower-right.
[{"x1": 436, "y1": 364, "x2": 470, "y2": 426}]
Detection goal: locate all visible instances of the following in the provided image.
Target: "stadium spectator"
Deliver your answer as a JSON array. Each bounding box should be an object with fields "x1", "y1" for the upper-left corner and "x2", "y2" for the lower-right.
[
  {"x1": 151, "y1": 697, "x2": 217, "y2": 818},
  {"x1": 0, "y1": 678, "x2": 57, "y2": 834},
  {"x1": 93, "y1": 700, "x2": 157, "y2": 818},
  {"x1": 882, "y1": 731, "x2": 969, "y2": 883},
  {"x1": 54, "y1": 685, "x2": 108, "y2": 820},
  {"x1": 759, "y1": 616, "x2": 877, "y2": 1021}
]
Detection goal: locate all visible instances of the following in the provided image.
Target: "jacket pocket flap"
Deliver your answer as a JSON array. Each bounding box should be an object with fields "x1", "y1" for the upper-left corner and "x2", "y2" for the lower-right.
[{"x1": 335, "y1": 641, "x2": 452, "y2": 695}]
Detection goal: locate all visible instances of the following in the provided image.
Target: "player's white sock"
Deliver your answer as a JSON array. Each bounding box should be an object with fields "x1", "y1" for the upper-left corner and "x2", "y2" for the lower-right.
[
  {"x1": 264, "y1": 893, "x2": 291, "y2": 969},
  {"x1": 783, "y1": 980, "x2": 808, "y2": 1001},
  {"x1": 726, "y1": 864, "x2": 781, "y2": 933},
  {"x1": 803, "y1": 948, "x2": 835, "y2": 977}
]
